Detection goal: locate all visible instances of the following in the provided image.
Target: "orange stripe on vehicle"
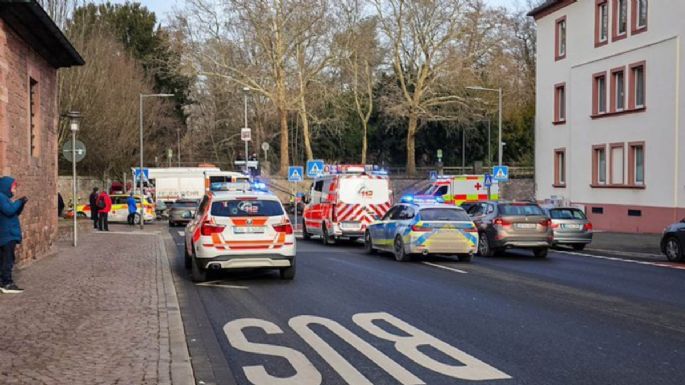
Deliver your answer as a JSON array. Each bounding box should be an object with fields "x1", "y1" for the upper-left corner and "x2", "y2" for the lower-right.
[
  {"x1": 231, "y1": 217, "x2": 268, "y2": 226},
  {"x1": 212, "y1": 233, "x2": 222, "y2": 245},
  {"x1": 277, "y1": 232, "x2": 286, "y2": 244},
  {"x1": 466, "y1": 176, "x2": 480, "y2": 180},
  {"x1": 478, "y1": 194, "x2": 488, "y2": 200}
]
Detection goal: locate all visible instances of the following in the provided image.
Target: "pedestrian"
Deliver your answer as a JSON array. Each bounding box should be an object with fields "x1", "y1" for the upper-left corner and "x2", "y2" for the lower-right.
[
  {"x1": 89, "y1": 187, "x2": 99, "y2": 229},
  {"x1": 57, "y1": 192, "x2": 64, "y2": 217},
  {"x1": 127, "y1": 193, "x2": 137, "y2": 225},
  {"x1": 0, "y1": 176, "x2": 28, "y2": 294},
  {"x1": 96, "y1": 189, "x2": 112, "y2": 231}
]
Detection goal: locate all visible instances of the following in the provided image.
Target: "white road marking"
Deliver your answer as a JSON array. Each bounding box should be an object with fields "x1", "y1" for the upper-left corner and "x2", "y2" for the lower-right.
[
  {"x1": 421, "y1": 261, "x2": 468, "y2": 274},
  {"x1": 177, "y1": 231, "x2": 185, "y2": 236},
  {"x1": 558, "y1": 250, "x2": 685, "y2": 271},
  {"x1": 586, "y1": 248, "x2": 661, "y2": 258},
  {"x1": 196, "y1": 281, "x2": 249, "y2": 289}
]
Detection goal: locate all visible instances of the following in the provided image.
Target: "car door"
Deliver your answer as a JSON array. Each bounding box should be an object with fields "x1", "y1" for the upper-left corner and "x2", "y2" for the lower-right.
[
  {"x1": 371, "y1": 206, "x2": 398, "y2": 250},
  {"x1": 384, "y1": 205, "x2": 406, "y2": 243},
  {"x1": 187, "y1": 195, "x2": 209, "y2": 248},
  {"x1": 305, "y1": 180, "x2": 325, "y2": 234}
]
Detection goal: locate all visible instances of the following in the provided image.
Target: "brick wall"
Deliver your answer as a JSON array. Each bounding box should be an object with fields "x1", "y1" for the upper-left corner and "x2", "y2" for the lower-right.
[{"x1": 0, "y1": 20, "x2": 60, "y2": 265}]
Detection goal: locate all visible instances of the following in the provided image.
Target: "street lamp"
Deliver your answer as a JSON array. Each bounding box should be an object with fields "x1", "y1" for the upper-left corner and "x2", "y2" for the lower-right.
[
  {"x1": 467, "y1": 86, "x2": 503, "y2": 166},
  {"x1": 139, "y1": 93, "x2": 174, "y2": 229},
  {"x1": 243, "y1": 87, "x2": 250, "y2": 174},
  {"x1": 64, "y1": 111, "x2": 81, "y2": 247}
]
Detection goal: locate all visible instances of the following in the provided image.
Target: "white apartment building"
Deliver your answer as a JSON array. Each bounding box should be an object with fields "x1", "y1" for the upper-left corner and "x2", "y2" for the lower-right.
[{"x1": 530, "y1": 0, "x2": 685, "y2": 233}]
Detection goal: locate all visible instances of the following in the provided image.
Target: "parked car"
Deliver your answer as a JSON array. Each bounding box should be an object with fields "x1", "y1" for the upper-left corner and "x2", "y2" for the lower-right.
[
  {"x1": 543, "y1": 207, "x2": 593, "y2": 250},
  {"x1": 155, "y1": 200, "x2": 170, "y2": 220},
  {"x1": 168, "y1": 199, "x2": 199, "y2": 227},
  {"x1": 661, "y1": 220, "x2": 685, "y2": 262},
  {"x1": 184, "y1": 190, "x2": 295, "y2": 282},
  {"x1": 466, "y1": 201, "x2": 552, "y2": 258},
  {"x1": 365, "y1": 198, "x2": 478, "y2": 262}
]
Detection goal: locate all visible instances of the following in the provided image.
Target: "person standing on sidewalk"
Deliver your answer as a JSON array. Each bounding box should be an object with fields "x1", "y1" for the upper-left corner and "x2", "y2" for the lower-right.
[
  {"x1": 126, "y1": 193, "x2": 137, "y2": 225},
  {"x1": 0, "y1": 176, "x2": 28, "y2": 294},
  {"x1": 88, "y1": 187, "x2": 99, "y2": 229},
  {"x1": 96, "y1": 189, "x2": 112, "y2": 231}
]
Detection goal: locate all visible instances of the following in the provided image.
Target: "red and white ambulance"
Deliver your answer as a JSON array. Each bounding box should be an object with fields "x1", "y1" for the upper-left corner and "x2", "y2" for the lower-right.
[
  {"x1": 302, "y1": 165, "x2": 392, "y2": 244},
  {"x1": 420, "y1": 175, "x2": 500, "y2": 206}
]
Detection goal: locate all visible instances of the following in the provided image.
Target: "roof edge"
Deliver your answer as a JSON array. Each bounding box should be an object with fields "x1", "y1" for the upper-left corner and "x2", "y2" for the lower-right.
[
  {"x1": 527, "y1": 0, "x2": 577, "y2": 20},
  {"x1": 27, "y1": 0, "x2": 84, "y2": 67}
]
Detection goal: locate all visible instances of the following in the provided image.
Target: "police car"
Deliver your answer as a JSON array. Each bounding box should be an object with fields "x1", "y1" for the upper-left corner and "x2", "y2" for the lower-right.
[
  {"x1": 364, "y1": 196, "x2": 478, "y2": 262},
  {"x1": 184, "y1": 184, "x2": 296, "y2": 281}
]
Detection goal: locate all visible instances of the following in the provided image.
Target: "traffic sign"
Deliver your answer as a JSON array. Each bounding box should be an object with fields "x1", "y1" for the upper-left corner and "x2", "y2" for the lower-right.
[
  {"x1": 429, "y1": 171, "x2": 438, "y2": 181},
  {"x1": 133, "y1": 168, "x2": 149, "y2": 183},
  {"x1": 306, "y1": 159, "x2": 324, "y2": 178},
  {"x1": 484, "y1": 173, "x2": 493, "y2": 188},
  {"x1": 493, "y1": 166, "x2": 509, "y2": 182},
  {"x1": 62, "y1": 140, "x2": 86, "y2": 163},
  {"x1": 288, "y1": 166, "x2": 304, "y2": 182},
  {"x1": 241, "y1": 128, "x2": 251, "y2": 141},
  {"x1": 261, "y1": 142, "x2": 270, "y2": 151}
]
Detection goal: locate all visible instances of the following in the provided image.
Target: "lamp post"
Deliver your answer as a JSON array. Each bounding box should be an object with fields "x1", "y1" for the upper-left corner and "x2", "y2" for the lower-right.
[
  {"x1": 139, "y1": 93, "x2": 174, "y2": 229},
  {"x1": 65, "y1": 111, "x2": 81, "y2": 247},
  {"x1": 243, "y1": 87, "x2": 250, "y2": 174},
  {"x1": 467, "y1": 86, "x2": 503, "y2": 166}
]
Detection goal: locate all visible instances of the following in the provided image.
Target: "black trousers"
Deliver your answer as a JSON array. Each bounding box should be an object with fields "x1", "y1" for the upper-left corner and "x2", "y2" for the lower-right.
[
  {"x1": 98, "y1": 212, "x2": 109, "y2": 231},
  {"x1": 91, "y1": 211, "x2": 99, "y2": 229},
  {"x1": 0, "y1": 241, "x2": 16, "y2": 285},
  {"x1": 127, "y1": 212, "x2": 136, "y2": 225}
]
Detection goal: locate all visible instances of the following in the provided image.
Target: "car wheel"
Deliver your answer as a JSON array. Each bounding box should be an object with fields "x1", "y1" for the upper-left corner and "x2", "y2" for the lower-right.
[
  {"x1": 457, "y1": 254, "x2": 473, "y2": 263},
  {"x1": 184, "y1": 242, "x2": 192, "y2": 269},
  {"x1": 394, "y1": 236, "x2": 410, "y2": 262},
  {"x1": 302, "y1": 221, "x2": 311, "y2": 240},
  {"x1": 533, "y1": 248, "x2": 549, "y2": 258},
  {"x1": 280, "y1": 263, "x2": 296, "y2": 280},
  {"x1": 322, "y1": 225, "x2": 335, "y2": 246},
  {"x1": 572, "y1": 244, "x2": 586, "y2": 251},
  {"x1": 191, "y1": 255, "x2": 208, "y2": 282},
  {"x1": 364, "y1": 231, "x2": 376, "y2": 254},
  {"x1": 478, "y1": 233, "x2": 495, "y2": 257},
  {"x1": 664, "y1": 237, "x2": 684, "y2": 262}
]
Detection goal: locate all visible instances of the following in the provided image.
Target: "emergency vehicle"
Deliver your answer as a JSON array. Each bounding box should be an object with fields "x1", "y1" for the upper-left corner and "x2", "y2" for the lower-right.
[
  {"x1": 184, "y1": 187, "x2": 296, "y2": 282},
  {"x1": 420, "y1": 175, "x2": 499, "y2": 205},
  {"x1": 204, "y1": 170, "x2": 251, "y2": 192},
  {"x1": 302, "y1": 165, "x2": 392, "y2": 244}
]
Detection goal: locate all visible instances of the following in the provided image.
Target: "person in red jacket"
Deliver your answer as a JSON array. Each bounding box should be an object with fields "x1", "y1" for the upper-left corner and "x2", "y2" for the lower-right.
[{"x1": 95, "y1": 190, "x2": 112, "y2": 231}]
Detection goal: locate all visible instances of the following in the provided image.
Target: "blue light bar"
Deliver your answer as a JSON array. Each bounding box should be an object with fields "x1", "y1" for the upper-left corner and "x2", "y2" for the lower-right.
[{"x1": 400, "y1": 195, "x2": 415, "y2": 203}]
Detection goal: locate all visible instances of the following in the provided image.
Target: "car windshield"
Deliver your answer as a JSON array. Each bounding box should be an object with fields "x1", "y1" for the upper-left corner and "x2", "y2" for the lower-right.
[
  {"x1": 549, "y1": 208, "x2": 586, "y2": 220},
  {"x1": 211, "y1": 199, "x2": 284, "y2": 217},
  {"x1": 419, "y1": 208, "x2": 470, "y2": 221},
  {"x1": 173, "y1": 201, "x2": 198, "y2": 208},
  {"x1": 499, "y1": 204, "x2": 545, "y2": 216}
]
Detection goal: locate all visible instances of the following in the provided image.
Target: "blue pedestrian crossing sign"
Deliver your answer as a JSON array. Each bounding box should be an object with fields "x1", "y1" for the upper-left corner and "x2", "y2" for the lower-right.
[
  {"x1": 288, "y1": 166, "x2": 304, "y2": 182},
  {"x1": 484, "y1": 173, "x2": 493, "y2": 188},
  {"x1": 492, "y1": 166, "x2": 509, "y2": 182},
  {"x1": 306, "y1": 159, "x2": 325, "y2": 178},
  {"x1": 429, "y1": 171, "x2": 438, "y2": 181}
]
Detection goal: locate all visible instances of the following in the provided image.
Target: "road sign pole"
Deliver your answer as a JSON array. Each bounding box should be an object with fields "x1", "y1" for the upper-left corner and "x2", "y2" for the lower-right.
[{"x1": 72, "y1": 129, "x2": 77, "y2": 247}]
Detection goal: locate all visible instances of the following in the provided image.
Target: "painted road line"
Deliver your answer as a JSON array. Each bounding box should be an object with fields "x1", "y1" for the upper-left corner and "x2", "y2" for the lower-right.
[
  {"x1": 177, "y1": 231, "x2": 185, "y2": 237},
  {"x1": 196, "y1": 281, "x2": 249, "y2": 289},
  {"x1": 421, "y1": 262, "x2": 468, "y2": 274},
  {"x1": 558, "y1": 250, "x2": 685, "y2": 271}
]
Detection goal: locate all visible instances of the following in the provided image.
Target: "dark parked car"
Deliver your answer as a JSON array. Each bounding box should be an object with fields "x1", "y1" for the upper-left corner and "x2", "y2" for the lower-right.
[
  {"x1": 543, "y1": 207, "x2": 593, "y2": 250},
  {"x1": 168, "y1": 199, "x2": 200, "y2": 227},
  {"x1": 466, "y1": 201, "x2": 552, "y2": 258},
  {"x1": 661, "y1": 219, "x2": 685, "y2": 262}
]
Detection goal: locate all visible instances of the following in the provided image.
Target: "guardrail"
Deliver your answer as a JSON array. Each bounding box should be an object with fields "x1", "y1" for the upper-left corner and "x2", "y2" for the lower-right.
[{"x1": 386, "y1": 166, "x2": 535, "y2": 178}]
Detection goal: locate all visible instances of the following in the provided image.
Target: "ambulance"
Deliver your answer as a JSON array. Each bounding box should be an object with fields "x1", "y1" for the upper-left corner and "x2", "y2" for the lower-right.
[
  {"x1": 420, "y1": 175, "x2": 499, "y2": 206},
  {"x1": 302, "y1": 165, "x2": 392, "y2": 244},
  {"x1": 204, "y1": 170, "x2": 251, "y2": 192}
]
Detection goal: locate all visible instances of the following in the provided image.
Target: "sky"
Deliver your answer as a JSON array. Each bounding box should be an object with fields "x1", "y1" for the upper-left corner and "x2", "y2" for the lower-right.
[{"x1": 116, "y1": 0, "x2": 524, "y2": 24}]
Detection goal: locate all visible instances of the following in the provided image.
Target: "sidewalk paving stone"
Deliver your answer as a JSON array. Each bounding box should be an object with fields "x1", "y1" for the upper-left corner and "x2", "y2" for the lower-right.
[{"x1": 0, "y1": 224, "x2": 193, "y2": 385}]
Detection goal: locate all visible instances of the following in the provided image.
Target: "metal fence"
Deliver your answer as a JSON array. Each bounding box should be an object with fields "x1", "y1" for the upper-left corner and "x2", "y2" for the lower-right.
[{"x1": 385, "y1": 166, "x2": 535, "y2": 178}]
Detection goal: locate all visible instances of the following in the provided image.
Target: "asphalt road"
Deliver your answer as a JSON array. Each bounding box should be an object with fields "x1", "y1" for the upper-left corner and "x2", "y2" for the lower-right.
[{"x1": 165, "y1": 228, "x2": 685, "y2": 385}]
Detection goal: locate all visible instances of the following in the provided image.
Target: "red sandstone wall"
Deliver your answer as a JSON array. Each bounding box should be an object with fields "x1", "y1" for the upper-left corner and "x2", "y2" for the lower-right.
[{"x1": 0, "y1": 20, "x2": 59, "y2": 265}]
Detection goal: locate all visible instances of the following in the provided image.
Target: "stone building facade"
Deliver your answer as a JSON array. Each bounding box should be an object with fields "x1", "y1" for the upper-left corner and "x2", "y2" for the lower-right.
[{"x1": 0, "y1": 2, "x2": 83, "y2": 264}]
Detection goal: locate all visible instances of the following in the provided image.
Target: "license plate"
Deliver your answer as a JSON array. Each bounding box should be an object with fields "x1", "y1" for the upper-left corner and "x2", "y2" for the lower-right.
[
  {"x1": 233, "y1": 226, "x2": 265, "y2": 234},
  {"x1": 516, "y1": 223, "x2": 537, "y2": 229},
  {"x1": 562, "y1": 224, "x2": 582, "y2": 230},
  {"x1": 340, "y1": 222, "x2": 360, "y2": 229}
]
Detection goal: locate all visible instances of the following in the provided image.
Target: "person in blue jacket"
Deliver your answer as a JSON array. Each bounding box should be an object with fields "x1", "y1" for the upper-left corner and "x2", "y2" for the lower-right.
[
  {"x1": 127, "y1": 193, "x2": 137, "y2": 225},
  {"x1": 0, "y1": 176, "x2": 28, "y2": 294}
]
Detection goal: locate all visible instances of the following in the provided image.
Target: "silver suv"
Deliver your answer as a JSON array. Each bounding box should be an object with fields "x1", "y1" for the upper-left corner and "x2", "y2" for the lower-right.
[{"x1": 466, "y1": 201, "x2": 553, "y2": 258}]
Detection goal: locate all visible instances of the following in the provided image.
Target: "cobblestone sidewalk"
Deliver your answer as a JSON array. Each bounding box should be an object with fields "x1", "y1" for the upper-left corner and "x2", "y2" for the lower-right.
[{"x1": 0, "y1": 229, "x2": 193, "y2": 385}]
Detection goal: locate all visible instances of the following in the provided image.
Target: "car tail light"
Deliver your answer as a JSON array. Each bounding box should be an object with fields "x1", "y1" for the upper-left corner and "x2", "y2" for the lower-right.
[
  {"x1": 411, "y1": 225, "x2": 431, "y2": 232},
  {"x1": 584, "y1": 222, "x2": 593, "y2": 231},
  {"x1": 201, "y1": 223, "x2": 225, "y2": 236},
  {"x1": 539, "y1": 219, "x2": 551, "y2": 228},
  {"x1": 551, "y1": 222, "x2": 560, "y2": 229},
  {"x1": 273, "y1": 223, "x2": 294, "y2": 234},
  {"x1": 493, "y1": 218, "x2": 511, "y2": 226}
]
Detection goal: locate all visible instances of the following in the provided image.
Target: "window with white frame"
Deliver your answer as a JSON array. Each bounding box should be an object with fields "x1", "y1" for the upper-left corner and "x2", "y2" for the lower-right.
[
  {"x1": 618, "y1": 0, "x2": 628, "y2": 35},
  {"x1": 637, "y1": 0, "x2": 648, "y2": 29},
  {"x1": 632, "y1": 144, "x2": 644, "y2": 184},
  {"x1": 599, "y1": 2, "x2": 608, "y2": 42},
  {"x1": 633, "y1": 65, "x2": 645, "y2": 108},
  {"x1": 611, "y1": 145, "x2": 624, "y2": 184},
  {"x1": 615, "y1": 70, "x2": 625, "y2": 111}
]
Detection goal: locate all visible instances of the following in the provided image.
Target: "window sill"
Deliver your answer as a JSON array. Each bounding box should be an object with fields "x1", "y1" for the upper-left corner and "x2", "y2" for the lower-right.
[
  {"x1": 594, "y1": 39, "x2": 608, "y2": 48},
  {"x1": 632, "y1": 26, "x2": 647, "y2": 35},
  {"x1": 612, "y1": 32, "x2": 627, "y2": 42},
  {"x1": 552, "y1": 184, "x2": 567, "y2": 188},
  {"x1": 552, "y1": 120, "x2": 567, "y2": 125},
  {"x1": 555, "y1": 54, "x2": 566, "y2": 62},
  {"x1": 590, "y1": 184, "x2": 646, "y2": 189},
  {"x1": 591, "y1": 106, "x2": 646, "y2": 119}
]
